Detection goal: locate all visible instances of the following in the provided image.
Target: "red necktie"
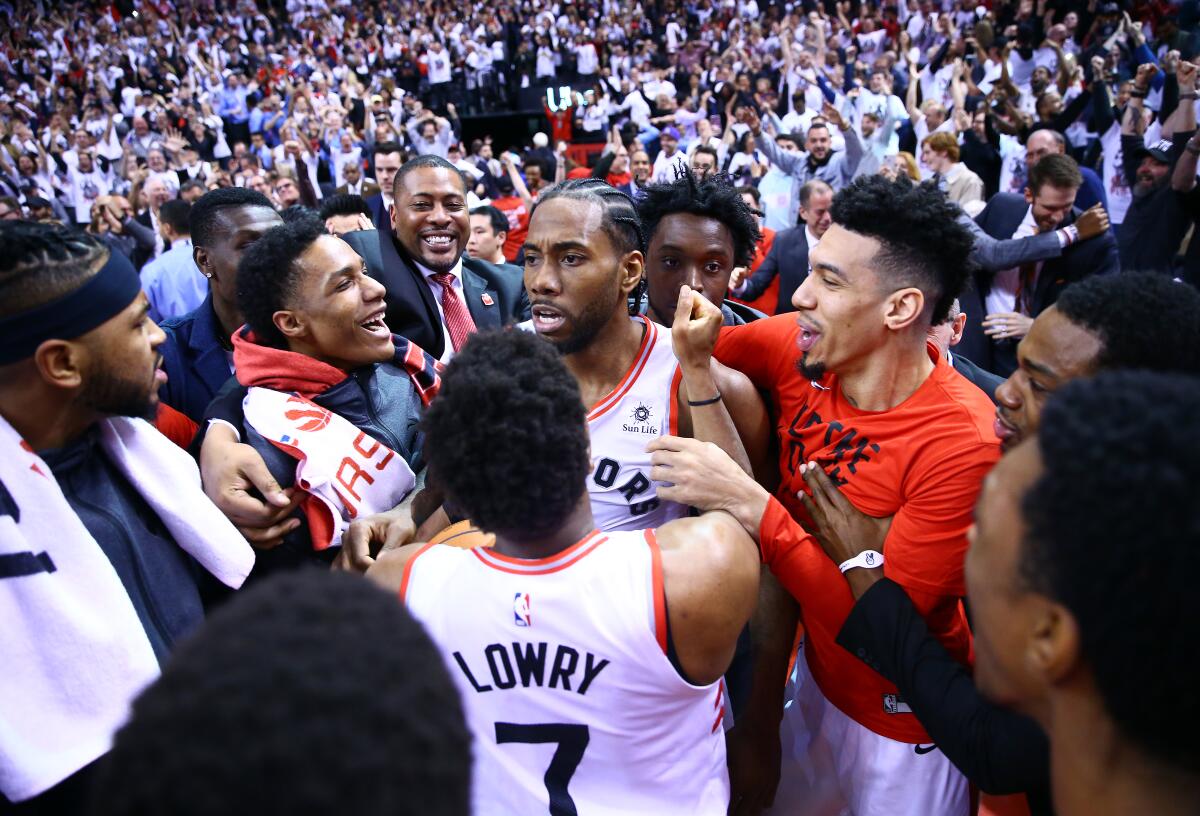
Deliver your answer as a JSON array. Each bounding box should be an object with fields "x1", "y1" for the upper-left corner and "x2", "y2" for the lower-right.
[{"x1": 431, "y1": 272, "x2": 477, "y2": 352}]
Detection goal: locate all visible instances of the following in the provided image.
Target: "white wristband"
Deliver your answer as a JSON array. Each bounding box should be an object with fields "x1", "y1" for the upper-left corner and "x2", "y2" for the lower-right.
[{"x1": 838, "y1": 550, "x2": 884, "y2": 574}]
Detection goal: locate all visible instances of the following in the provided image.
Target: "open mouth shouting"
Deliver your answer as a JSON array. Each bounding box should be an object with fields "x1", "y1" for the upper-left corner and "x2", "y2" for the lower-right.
[
  {"x1": 359, "y1": 308, "x2": 390, "y2": 337},
  {"x1": 797, "y1": 319, "x2": 823, "y2": 353},
  {"x1": 531, "y1": 302, "x2": 567, "y2": 334}
]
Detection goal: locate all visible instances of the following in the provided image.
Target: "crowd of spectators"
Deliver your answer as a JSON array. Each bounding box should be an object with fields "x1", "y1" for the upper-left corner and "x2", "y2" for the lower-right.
[
  {"x1": 2, "y1": 0, "x2": 1197, "y2": 291},
  {"x1": 3, "y1": 1, "x2": 1200, "y2": 814}
]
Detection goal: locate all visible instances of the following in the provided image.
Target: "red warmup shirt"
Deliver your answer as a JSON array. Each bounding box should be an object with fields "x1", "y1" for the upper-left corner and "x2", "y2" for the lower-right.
[
  {"x1": 491, "y1": 195, "x2": 529, "y2": 262},
  {"x1": 715, "y1": 315, "x2": 1000, "y2": 743}
]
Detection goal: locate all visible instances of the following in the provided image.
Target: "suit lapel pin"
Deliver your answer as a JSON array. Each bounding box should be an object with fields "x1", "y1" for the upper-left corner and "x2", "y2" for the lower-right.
[{"x1": 481, "y1": 293, "x2": 495, "y2": 306}]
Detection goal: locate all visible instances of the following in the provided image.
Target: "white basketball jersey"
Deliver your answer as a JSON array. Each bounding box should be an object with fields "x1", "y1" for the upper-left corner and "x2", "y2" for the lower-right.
[
  {"x1": 586, "y1": 316, "x2": 688, "y2": 532},
  {"x1": 402, "y1": 529, "x2": 729, "y2": 816}
]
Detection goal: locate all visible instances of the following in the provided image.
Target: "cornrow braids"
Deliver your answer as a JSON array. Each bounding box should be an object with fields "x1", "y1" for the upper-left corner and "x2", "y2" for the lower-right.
[
  {"x1": 532, "y1": 178, "x2": 648, "y2": 313},
  {"x1": 0, "y1": 221, "x2": 109, "y2": 318}
]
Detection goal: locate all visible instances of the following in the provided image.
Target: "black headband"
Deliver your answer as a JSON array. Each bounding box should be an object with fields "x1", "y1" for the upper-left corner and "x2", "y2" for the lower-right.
[{"x1": 0, "y1": 249, "x2": 142, "y2": 365}]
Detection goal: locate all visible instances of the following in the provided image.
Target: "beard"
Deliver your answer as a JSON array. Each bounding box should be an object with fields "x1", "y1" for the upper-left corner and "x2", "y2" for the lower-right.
[
  {"x1": 77, "y1": 358, "x2": 159, "y2": 421},
  {"x1": 795, "y1": 353, "x2": 826, "y2": 381},
  {"x1": 553, "y1": 284, "x2": 623, "y2": 357}
]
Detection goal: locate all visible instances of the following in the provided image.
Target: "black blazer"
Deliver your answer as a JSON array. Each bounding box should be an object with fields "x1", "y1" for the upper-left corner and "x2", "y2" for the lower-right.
[
  {"x1": 132, "y1": 208, "x2": 156, "y2": 271},
  {"x1": 960, "y1": 193, "x2": 1120, "y2": 373},
  {"x1": 951, "y1": 351, "x2": 1005, "y2": 405},
  {"x1": 342, "y1": 229, "x2": 529, "y2": 359},
  {"x1": 741, "y1": 225, "x2": 810, "y2": 315},
  {"x1": 365, "y1": 193, "x2": 392, "y2": 236}
]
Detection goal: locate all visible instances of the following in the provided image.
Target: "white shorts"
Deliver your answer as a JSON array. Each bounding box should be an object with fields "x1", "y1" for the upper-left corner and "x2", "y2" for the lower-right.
[{"x1": 766, "y1": 642, "x2": 970, "y2": 816}]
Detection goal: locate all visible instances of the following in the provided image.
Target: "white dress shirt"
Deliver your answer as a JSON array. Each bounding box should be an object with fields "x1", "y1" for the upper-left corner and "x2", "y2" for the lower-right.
[
  {"x1": 415, "y1": 258, "x2": 467, "y2": 363},
  {"x1": 986, "y1": 206, "x2": 1039, "y2": 317}
]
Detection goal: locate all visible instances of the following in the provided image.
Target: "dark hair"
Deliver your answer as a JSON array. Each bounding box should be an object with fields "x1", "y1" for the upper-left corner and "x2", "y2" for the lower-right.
[
  {"x1": 422, "y1": 330, "x2": 590, "y2": 539},
  {"x1": 1027, "y1": 153, "x2": 1083, "y2": 195},
  {"x1": 736, "y1": 184, "x2": 761, "y2": 206},
  {"x1": 692, "y1": 144, "x2": 720, "y2": 164},
  {"x1": 829, "y1": 175, "x2": 973, "y2": 324},
  {"x1": 158, "y1": 199, "x2": 192, "y2": 235},
  {"x1": 470, "y1": 205, "x2": 508, "y2": 236},
  {"x1": 0, "y1": 221, "x2": 107, "y2": 318},
  {"x1": 189, "y1": 186, "x2": 275, "y2": 249},
  {"x1": 534, "y1": 178, "x2": 645, "y2": 256},
  {"x1": 319, "y1": 193, "x2": 372, "y2": 221},
  {"x1": 1020, "y1": 371, "x2": 1200, "y2": 773},
  {"x1": 237, "y1": 217, "x2": 326, "y2": 348},
  {"x1": 179, "y1": 179, "x2": 206, "y2": 197},
  {"x1": 373, "y1": 140, "x2": 404, "y2": 159},
  {"x1": 393, "y1": 154, "x2": 467, "y2": 198},
  {"x1": 637, "y1": 173, "x2": 762, "y2": 267},
  {"x1": 91, "y1": 571, "x2": 471, "y2": 816},
  {"x1": 1055, "y1": 272, "x2": 1200, "y2": 374},
  {"x1": 799, "y1": 179, "x2": 833, "y2": 209}
]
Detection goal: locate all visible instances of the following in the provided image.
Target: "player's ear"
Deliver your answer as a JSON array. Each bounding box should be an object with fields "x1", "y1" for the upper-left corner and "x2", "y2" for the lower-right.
[{"x1": 619, "y1": 249, "x2": 644, "y2": 296}]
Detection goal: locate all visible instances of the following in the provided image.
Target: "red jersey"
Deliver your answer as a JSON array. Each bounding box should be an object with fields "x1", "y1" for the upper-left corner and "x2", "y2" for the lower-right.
[
  {"x1": 715, "y1": 315, "x2": 1000, "y2": 742},
  {"x1": 491, "y1": 195, "x2": 529, "y2": 262}
]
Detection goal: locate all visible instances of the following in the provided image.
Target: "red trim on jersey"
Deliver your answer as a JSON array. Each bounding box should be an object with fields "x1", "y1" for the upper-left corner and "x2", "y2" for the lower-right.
[
  {"x1": 668, "y1": 365, "x2": 682, "y2": 437},
  {"x1": 398, "y1": 541, "x2": 437, "y2": 602},
  {"x1": 646, "y1": 528, "x2": 668, "y2": 654},
  {"x1": 472, "y1": 530, "x2": 606, "y2": 575},
  {"x1": 587, "y1": 316, "x2": 656, "y2": 423},
  {"x1": 711, "y1": 680, "x2": 726, "y2": 732}
]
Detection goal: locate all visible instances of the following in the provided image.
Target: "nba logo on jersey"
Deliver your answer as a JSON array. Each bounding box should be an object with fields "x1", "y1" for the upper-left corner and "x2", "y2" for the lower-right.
[{"x1": 513, "y1": 592, "x2": 532, "y2": 627}]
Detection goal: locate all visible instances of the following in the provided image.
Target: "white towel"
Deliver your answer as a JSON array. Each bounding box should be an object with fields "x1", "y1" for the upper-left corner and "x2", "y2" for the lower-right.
[
  {"x1": 242, "y1": 387, "x2": 417, "y2": 550},
  {"x1": 0, "y1": 414, "x2": 254, "y2": 802}
]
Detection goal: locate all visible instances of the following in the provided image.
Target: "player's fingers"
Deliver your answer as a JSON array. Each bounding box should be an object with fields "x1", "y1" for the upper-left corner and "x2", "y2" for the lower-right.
[
  {"x1": 646, "y1": 434, "x2": 691, "y2": 454},
  {"x1": 239, "y1": 455, "x2": 292, "y2": 508},
  {"x1": 801, "y1": 461, "x2": 833, "y2": 507},
  {"x1": 383, "y1": 516, "x2": 417, "y2": 552},
  {"x1": 808, "y1": 461, "x2": 853, "y2": 511},
  {"x1": 238, "y1": 516, "x2": 299, "y2": 547},
  {"x1": 674, "y1": 284, "x2": 695, "y2": 325},
  {"x1": 336, "y1": 521, "x2": 373, "y2": 572}
]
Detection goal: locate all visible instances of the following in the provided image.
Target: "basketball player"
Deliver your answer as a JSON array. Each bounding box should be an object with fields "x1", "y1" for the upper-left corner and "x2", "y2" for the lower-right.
[
  {"x1": 521, "y1": 178, "x2": 769, "y2": 532},
  {"x1": 347, "y1": 178, "x2": 769, "y2": 553},
  {"x1": 699, "y1": 176, "x2": 1000, "y2": 815},
  {"x1": 201, "y1": 180, "x2": 767, "y2": 563},
  {"x1": 368, "y1": 329, "x2": 760, "y2": 814}
]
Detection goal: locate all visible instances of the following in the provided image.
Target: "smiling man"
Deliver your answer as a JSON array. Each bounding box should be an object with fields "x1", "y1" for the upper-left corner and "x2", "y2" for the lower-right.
[
  {"x1": 992, "y1": 272, "x2": 1200, "y2": 451},
  {"x1": 228, "y1": 217, "x2": 440, "y2": 573},
  {"x1": 969, "y1": 372, "x2": 1200, "y2": 816},
  {"x1": 341, "y1": 155, "x2": 528, "y2": 363},
  {"x1": 703, "y1": 175, "x2": 998, "y2": 815}
]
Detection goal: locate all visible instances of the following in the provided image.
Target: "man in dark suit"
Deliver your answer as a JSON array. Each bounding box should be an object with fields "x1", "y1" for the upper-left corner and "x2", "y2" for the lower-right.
[
  {"x1": 332, "y1": 159, "x2": 380, "y2": 200},
  {"x1": 930, "y1": 298, "x2": 1005, "y2": 403},
  {"x1": 364, "y1": 142, "x2": 404, "y2": 237},
  {"x1": 342, "y1": 155, "x2": 528, "y2": 361},
  {"x1": 961, "y1": 154, "x2": 1119, "y2": 377},
  {"x1": 733, "y1": 179, "x2": 833, "y2": 315}
]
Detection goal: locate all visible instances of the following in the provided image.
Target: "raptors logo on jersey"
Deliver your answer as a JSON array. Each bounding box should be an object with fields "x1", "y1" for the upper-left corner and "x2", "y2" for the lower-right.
[
  {"x1": 586, "y1": 316, "x2": 688, "y2": 532},
  {"x1": 401, "y1": 528, "x2": 729, "y2": 816}
]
